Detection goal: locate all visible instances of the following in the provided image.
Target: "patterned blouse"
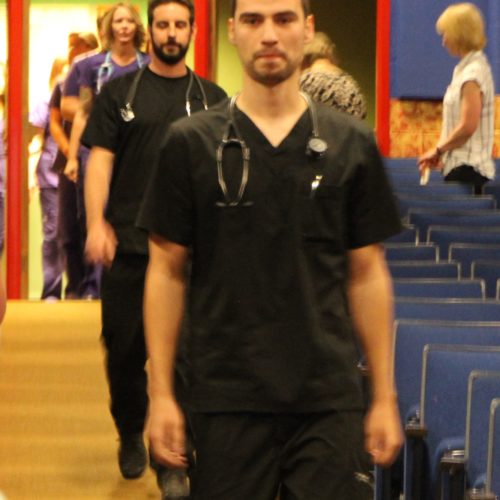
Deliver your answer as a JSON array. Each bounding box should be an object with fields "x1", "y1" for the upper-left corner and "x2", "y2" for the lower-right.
[{"x1": 300, "y1": 70, "x2": 367, "y2": 120}]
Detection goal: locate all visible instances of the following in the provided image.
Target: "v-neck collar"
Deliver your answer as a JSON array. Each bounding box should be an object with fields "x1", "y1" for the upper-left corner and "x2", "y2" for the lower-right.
[{"x1": 233, "y1": 105, "x2": 310, "y2": 155}]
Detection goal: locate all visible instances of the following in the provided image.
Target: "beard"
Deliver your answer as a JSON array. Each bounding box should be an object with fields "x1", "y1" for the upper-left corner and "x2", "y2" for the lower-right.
[
  {"x1": 152, "y1": 38, "x2": 190, "y2": 65},
  {"x1": 245, "y1": 52, "x2": 297, "y2": 86}
]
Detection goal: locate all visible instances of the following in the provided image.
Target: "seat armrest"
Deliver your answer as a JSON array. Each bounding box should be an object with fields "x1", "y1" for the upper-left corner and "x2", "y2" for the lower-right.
[{"x1": 405, "y1": 419, "x2": 427, "y2": 439}]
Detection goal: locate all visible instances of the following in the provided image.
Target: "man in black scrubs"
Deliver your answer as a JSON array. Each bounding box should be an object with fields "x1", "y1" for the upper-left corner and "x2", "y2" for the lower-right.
[
  {"x1": 138, "y1": 0, "x2": 403, "y2": 498},
  {"x1": 81, "y1": 0, "x2": 226, "y2": 493}
]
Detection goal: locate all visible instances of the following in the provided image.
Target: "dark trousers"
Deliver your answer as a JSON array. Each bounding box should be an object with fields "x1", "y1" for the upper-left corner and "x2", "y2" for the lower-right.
[
  {"x1": 57, "y1": 172, "x2": 100, "y2": 298},
  {"x1": 444, "y1": 164, "x2": 489, "y2": 195},
  {"x1": 39, "y1": 187, "x2": 63, "y2": 299},
  {"x1": 189, "y1": 410, "x2": 373, "y2": 500},
  {"x1": 101, "y1": 253, "x2": 149, "y2": 436}
]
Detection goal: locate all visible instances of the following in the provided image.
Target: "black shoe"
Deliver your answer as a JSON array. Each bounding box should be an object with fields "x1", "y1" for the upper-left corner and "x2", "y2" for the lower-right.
[
  {"x1": 157, "y1": 467, "x2": 190, "y2": 500},
  {"x1": 118, "y1": 433, "x2": 147, "y2": 479}
]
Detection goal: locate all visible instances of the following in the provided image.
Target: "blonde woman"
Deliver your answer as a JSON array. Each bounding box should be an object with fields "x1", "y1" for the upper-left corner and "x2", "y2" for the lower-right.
[{"x1": 418, "y1": 3, "x2": 495, "y2": 194}]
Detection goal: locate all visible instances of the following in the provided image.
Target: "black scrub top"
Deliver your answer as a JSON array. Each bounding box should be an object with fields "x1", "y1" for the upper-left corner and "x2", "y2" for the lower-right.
[
  {"x1": 138, "y1": 99, "x2": 402, "y2": 413},
  {"x1": 82, "y1": 67, "x2": 227, "y2": 254}
]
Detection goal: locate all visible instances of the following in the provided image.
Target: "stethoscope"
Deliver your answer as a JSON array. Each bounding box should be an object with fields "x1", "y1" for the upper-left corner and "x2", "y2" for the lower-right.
[
  {"x1": 96, "y1": 50, "x2": 146, "y2": 95},
  {"x1": 119, "y1": 66, "x2": 208, "y2": 122},
  {"x1": 216, "y1": 92, "x2": 328, "y2": 207}
]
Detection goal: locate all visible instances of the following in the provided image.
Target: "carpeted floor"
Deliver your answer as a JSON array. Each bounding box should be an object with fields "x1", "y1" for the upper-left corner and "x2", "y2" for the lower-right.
[{"x1": 0, "y1": 301, "x2": 158, "y2": 499}]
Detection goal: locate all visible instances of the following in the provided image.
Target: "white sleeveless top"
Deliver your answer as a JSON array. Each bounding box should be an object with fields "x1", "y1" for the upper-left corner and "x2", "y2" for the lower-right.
[{"x1": 441, "y1": 50, "x2": 495, "y2": 179}]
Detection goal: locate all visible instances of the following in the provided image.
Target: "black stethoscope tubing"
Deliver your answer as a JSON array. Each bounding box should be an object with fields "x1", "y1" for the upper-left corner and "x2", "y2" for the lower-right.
[
  {"x1": 215, "y1": 92, "x2": 328, "y2": 207},
  {"x1": 120, "y1": 66, "x2": 209, "y2": 122}
]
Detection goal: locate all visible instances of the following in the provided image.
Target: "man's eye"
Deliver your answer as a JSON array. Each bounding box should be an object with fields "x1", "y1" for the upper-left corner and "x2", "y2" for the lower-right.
[
  {"x1": 242, "y1": 16, "x2": 260, "y2": 25},
  {"x1": 276, "y1": 15, "x2": 294, "y2": 24}
]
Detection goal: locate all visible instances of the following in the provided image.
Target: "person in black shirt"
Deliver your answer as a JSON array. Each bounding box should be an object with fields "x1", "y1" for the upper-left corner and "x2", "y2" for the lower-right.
[
  {"x1": 81, "y1": 0, "x2": 226, "y2": 494},
  {"x1": 139, "y1": 0, "x2": 403, "y2": 498}
]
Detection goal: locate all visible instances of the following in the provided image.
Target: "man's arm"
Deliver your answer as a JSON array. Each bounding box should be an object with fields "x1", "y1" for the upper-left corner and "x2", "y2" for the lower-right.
[
  {"x1": 347, "y1": 243, "x2": 403, "y2": 467},
  {"x1": 84, "y1": 146, "x2": 117, "y2": 267},
  {"x1": 145, "y1": 234, "x2": 189, "y2": 469},
  {"x1": 64, "y1": 87, "x2": 93, "y2": 182}
]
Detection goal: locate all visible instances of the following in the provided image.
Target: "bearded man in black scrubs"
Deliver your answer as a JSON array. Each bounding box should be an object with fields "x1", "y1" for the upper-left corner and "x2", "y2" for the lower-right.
[
  {"x1": 138, "y1": 0, "x2": 403, "y2": 498},
  {"x1": 81, "y1": 0, "x2": 226, "y2": 495}
]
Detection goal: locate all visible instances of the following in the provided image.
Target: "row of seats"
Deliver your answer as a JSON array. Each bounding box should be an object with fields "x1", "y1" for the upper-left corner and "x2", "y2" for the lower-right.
[{"x1": 375, "y1": 159, "x2": 500, "y2": 499}]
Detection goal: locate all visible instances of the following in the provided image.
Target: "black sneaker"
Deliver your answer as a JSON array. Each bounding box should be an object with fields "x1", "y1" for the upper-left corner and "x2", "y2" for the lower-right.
[
  {"x1": 157, "y1": 467, "x2": 190, "y2": 500},
  {"x1": 118, "y1": 433, "x2": 147, "y2": 479}
]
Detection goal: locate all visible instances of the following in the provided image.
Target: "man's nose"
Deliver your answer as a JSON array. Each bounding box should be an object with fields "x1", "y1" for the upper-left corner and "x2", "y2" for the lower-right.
[
  {"x1": 261, "y1": 19, "x2": 278, "y2": 43},
  {"x1": 167, "y1": 25, "x2": 177, "y2": 37}
]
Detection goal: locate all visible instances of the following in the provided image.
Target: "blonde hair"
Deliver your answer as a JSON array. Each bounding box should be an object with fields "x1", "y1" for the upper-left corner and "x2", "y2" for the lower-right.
[
  {"x1": 100, "y1": 2, "x2": 146, "y2": 51},
  {"x1": 302, "y1": 32, "x2": 339, "y2": 70},
  {"x1": 436, "y1": 3, "x2": 486, "y2": 53},
  {"x1": 49, "y1": 57, "x2": 68, "y2": 90}
]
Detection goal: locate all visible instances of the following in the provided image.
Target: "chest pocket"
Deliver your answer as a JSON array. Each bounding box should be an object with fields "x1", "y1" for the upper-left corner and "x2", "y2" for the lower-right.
[{"x1": 299, "y1": 182, "x2": 345, "y2": 245}]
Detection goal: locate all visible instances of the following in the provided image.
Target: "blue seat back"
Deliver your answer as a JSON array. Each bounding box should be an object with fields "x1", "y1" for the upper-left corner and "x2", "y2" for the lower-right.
[
  {"x1": 389, "y1": 262, "x2": 460, "y2": 279},
  {"x1": 384, "y1": 243, "x2": 438, "y2": 262},
  {"x1": 393, "y1": 279, "x2": 484, "y2": 299},
  {"x1": 449, "y1": 244, "x2": 500, "y2": 278},
  {"x1": 395, "y1": 299, "x2": 500, "y2": 321},
  {"x1": 394, "y1": 183, "x2": 474, "y2": 198},
  {"x1": 483, "y1": 183, "x2": 500, "y2": 207},
  {"x1": 398, "y1": 196, "x2": 496, "y2": 217},
  {"x1": 466, "y1": 371, "x2": 500, "y2": 490},
  {"x1": 421, "y1": 345, "x2": 500, "y2": 487},
  {"x1": 408, "y1": 210, "x2": 500, "y2": 242},
  {"x1": 472, "y1": 261, "x2": 500, "y2": 299},
  {"x1": 385, "y1": 225, "x2": 418, "y2": 244},
  {"x1": 384, "y1": 158, "x2": 419, "y2": 170},
  {"x1": 486, "y1": 398, "x2": 500, "y2": 496},
  {"x1": 427, "y1": 226, "x2": 500, "y2": 259},
  {"x1": 394, "y1": 321, "x2": 500, "y2": 425}
]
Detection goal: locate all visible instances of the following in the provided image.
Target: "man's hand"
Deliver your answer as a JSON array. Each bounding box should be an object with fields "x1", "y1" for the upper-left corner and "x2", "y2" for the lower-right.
[
  {"x1": 149, "y1": 396, "x2": 188, "y2": 469},
  {"x1": 85, "y1": 220, "x2": 117, "y2": 267},
  {"x1": 64, "y1": 158, "x2": 79, "y2": 183},
  {"x1": 364, "y1": 397, "x2": 404, "y2": 467}
]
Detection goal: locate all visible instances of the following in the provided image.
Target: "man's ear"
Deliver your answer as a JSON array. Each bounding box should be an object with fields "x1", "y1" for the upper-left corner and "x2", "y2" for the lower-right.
[
  {"x1": 191, "y1": 22, "x2": 198, "y2": 41},
  {"x1": 304, "y1": 14, "x2": 315, "y2": 44},
  {"x1": 228, "y1": 18, "x2": 236, "y2": 45}
]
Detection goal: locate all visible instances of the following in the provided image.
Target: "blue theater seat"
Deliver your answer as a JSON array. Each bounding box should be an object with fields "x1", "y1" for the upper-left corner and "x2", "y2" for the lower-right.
[
  {"x1": 405, "y1": 345, "x2": 500, "y2": 499},
  {"x1": 393, "y1": 279, "x2": 485, "y2": 299},
  {"x1": 471, "y1": 261, "x2": 500, "y2": 299},
  {"x1": 427, "y1": 226, "x2": 500, "y2": 260},
  {"x1": 395, "y1": 299, "x2": 500, "y2": 322},
  {"x1": 384, "y1": 243, "x2": 438, "y2": 262},
  {"x1": 464, "y1": 371, "x2": 500, "y2": 496},
  {"x1": 449, "y1": 244, "x2": 500, "y2": 278},
  {"x1": 408, "y1": 210, "x2": 500, "y2": 243},
  {"x1": 389, "y1": 261, "x2": 460, "y2": 279},
  {"x1": 398, "y1": 196, "x2": 496, "y2": 217}
]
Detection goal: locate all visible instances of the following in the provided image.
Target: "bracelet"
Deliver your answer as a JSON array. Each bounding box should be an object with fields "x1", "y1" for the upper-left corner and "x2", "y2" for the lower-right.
[{"x1": 435, "y1": 146, "x2": 443, "y2": 156}]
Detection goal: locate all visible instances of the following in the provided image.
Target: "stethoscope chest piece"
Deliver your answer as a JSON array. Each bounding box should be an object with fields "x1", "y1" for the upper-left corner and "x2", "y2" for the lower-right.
[
  {"x1": 307, "y1": 136, "x2": 328, "y2": 158},
  {"x1": 120, "y1": 104, "x2": 135, "y2": 122}
]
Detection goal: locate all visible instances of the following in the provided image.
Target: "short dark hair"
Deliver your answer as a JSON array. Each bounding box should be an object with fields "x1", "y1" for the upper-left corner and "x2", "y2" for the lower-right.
[
  {"x1": 230, "y1": 0, "x2": 311, "y2": 17},
  {"x1": 148, "y1": 0, "x2": 195, "y2": 26}
]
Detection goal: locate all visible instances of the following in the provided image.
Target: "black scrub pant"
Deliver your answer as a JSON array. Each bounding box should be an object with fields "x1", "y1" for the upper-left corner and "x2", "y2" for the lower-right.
[
  {"x1": 189, "y1": 410, "x2": 373, "y2": 500},
  {"x1": 101, "y1": 253, "x2": 149, "y2": 436}
]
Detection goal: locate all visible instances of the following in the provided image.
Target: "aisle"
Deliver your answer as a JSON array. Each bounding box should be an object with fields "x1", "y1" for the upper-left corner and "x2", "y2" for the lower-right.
[{"x1": 0, "y1": 301, "x2": 158, "y2": 499}]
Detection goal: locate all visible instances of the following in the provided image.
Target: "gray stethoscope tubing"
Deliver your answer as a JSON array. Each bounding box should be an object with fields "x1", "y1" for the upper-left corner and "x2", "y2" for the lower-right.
[
  {"x1": 215, "y1": 92, "x2": 328, "y2": 207},
  {"x1": 97, "y1": 50, "x2": 145, "y2": 95},
  {"x1": 120, "y1": 67, "x2": 208, "y2": 122},
  {"x1": 216, "y1": 94, "x2": 251, "y2": 207}
]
